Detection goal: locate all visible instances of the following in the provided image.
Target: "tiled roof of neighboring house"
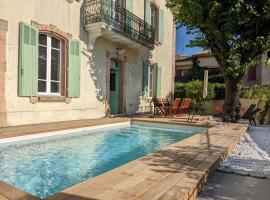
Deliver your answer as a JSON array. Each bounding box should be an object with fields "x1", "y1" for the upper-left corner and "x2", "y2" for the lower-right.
[
  {"x1": 175, "y1": 54, "x2": 188, "y2": 61},
  {"x1": 175, "y1": 50, "x2": 213, "y2": 62}
]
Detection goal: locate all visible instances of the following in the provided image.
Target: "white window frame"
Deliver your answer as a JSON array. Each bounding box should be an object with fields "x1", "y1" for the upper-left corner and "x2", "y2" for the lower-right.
[
  {"x1": 38, "y1": 34, "x2": 62, "y2": 96},
  {"x1": 148, "y1": 65, "x2": 154, "y2": 99}
]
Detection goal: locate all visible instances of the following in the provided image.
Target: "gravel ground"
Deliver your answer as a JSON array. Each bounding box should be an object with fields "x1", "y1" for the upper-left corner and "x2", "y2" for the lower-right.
[{"x1": 219, "y1": 126, "x2": 270, "y2": 178}]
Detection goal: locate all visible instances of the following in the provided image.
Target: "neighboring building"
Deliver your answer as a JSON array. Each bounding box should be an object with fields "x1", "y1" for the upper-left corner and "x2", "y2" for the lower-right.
[
  {"x1": 0, "y1": 0, "x2": 176, "y2": 127},
  {"x1": 175, "y1": 50, "x2": 270, "y2": 86}
]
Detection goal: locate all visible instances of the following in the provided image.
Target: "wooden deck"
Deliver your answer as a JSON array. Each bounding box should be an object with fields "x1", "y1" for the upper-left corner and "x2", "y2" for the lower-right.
[
  {"x1": 0, "y1": 118, "x2": 247, "y2": 200},
  {"x1": 0, "y1": 117, "x2": 130, "y2": 139}
]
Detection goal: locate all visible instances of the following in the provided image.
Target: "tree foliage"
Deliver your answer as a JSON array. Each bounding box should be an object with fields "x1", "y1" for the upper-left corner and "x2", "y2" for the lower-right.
[
  {"x1": 191, "y1": 57, "x2": 204, "y2": 80},
  {"x1": 167, "y1": 0, "x2": 270, "y2": 121},
  {"x1": 167, "y1": 0, "x2": 270, "y2": 77}
]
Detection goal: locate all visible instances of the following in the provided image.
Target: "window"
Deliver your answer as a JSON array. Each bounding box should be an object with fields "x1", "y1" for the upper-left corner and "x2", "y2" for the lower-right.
[
  {"x1": 248, "y1": 66, "x2": 257, "y2": 81},
  {"x1": 38, "y1": 34, "x2": 62, "y2": 95},
  {"x1": 148, "y1": 65, "x2": 155, "y2": 98},
  {"x1": 150, "y1": 3, "x2": 159, "y2": 42},
  {"x1": 19, "y1": 22, "x2": 81, "y2": 98},
  {"x1": 112, "y1": 0, "x2": 125, "y2": 22}
]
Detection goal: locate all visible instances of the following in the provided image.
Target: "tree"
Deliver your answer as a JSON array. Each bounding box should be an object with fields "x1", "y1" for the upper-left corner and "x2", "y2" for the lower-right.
[
  {"x1": 191, "y1": 57, "x2": 204, "y2": 80},
  {"x1": 167, "y1": 0, "x2": 270, "y2": 122}
]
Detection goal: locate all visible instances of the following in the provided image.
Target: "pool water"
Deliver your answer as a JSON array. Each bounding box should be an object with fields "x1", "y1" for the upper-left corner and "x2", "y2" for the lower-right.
[{"x1": 0, "y1": 122, "x2": 205, "y2": 199}]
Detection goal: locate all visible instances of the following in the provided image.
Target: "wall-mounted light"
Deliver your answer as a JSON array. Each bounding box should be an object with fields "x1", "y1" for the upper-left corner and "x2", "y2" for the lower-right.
[{"x1": 116, "y1": 47, "x2": 126, "y2": 55}]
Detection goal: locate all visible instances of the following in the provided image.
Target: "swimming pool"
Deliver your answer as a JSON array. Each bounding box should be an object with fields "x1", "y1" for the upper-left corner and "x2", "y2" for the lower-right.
[{"x1": 0, "y1": 121, "x2": 206, "y2": 199}]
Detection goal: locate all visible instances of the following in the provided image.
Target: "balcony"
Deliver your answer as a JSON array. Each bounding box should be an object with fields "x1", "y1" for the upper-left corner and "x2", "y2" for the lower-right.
[{"x1": 84, "y1": 0, "x2": 155, "y2": 50}]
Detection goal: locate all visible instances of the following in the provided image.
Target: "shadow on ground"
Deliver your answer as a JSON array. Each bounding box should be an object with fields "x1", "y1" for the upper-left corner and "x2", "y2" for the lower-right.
[{"x1": 198, "y1": 172, "x2": 270, "y2": 200}]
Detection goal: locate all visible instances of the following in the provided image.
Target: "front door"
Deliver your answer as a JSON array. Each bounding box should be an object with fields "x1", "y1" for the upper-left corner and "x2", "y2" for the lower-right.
[{"x1": 110, "y1": 59, "x2": 120, "y2": 115}]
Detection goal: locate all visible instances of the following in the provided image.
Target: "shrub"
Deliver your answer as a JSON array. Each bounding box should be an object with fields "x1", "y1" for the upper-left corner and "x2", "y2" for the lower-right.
[
  {"x1": 212, "y1": 83, "x2": 225, "y2": 99},
  {"x1": 175, "y1": 80, "x2": 224, "y2": 100},
  {"x1": 175, "y1": 80, "x2": 219, "y2": 112},
  {"x1": 175, "y1": 83, "x2": 186, "y2": 98}
]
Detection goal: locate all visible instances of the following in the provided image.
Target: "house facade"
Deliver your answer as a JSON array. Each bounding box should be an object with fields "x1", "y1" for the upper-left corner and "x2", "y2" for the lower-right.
[
  {"x1": 0, "y1": 0, "x2": 176, "y2": 127},
  {"x1": 175, "y1": 51, "x2": 270, "y2": 86}
]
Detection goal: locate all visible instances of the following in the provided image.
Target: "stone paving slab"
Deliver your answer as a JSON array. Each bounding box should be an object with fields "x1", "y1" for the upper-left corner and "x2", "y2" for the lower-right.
[{"x1": 198, "y1": 172, "x2": 270, "y2": 200}]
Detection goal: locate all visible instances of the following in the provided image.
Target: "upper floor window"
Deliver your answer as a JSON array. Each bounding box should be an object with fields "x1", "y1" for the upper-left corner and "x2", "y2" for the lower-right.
[
  {"x1": 38, "y1": 34, "x2": 62, "y2": 95},
  {"x1": 150, "y1": 3, "x2": 159, "y2": 42}
]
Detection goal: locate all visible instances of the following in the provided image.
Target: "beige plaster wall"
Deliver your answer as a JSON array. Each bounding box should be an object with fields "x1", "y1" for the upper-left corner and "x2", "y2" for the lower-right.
[
  {"x1": 135, "y1": 0, "x2": 175, "y2": 111},
  {"x1": 0, "y1": 0, "x2": 175, "y2": 126}
]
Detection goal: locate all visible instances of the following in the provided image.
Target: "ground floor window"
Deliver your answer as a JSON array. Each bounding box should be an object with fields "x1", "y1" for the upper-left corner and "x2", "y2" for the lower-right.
[
  {"x1": 148, "y1": 65, "x2": 155, "y2": 98},
  {"x1": 19, "y1": 22, "x2": 81, "y2": 98},
  {"x1": 38, "y1": 34, "x2": 62, "y2": 95}
]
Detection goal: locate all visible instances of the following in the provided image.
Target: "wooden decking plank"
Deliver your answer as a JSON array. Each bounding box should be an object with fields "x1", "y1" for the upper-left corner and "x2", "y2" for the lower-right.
[
  {"x1": 0, "y1": 181, "x2": 38, "y2": 200},
  {"x1": 99, "y1": 130, "x2": 227, "y2": 200},
  {"x1": 94, "y1": 141, "x2": 215, "y2": 199},
  {"x1": 135, "y1": 129, "x2": 238, "y2": 200},
  {"x1": 0, "y1": 194, "x2": 9, "y2": 200},
  {"x1": 158, "y1": 132, "x2": 243, "y2": 200},
  {"x1": 107, "y1": 133, "x2": 222, "y2": 198},
  {"x1": 132, "y1": 134, "x2": 226, "y2": 200},
  {"x1": 134, "y1": 152, "x2": 217, "y2": 200}
]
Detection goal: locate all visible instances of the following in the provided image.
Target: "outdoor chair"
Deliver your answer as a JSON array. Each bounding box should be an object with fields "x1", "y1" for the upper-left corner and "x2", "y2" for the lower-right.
[
  {"x1": 171, "y1": 98, "x2": 181, "y2": 115},
  {"x1": 242, "y1": 107, "x2": 261, "y2": 126},
  {"x1": 161, "y1": 98, "x2": 173, "y2": 117},
  {"x1": 152, "y1": 97, "x2": 166, "y2": 117},
  {"x1": 241, "y1": 104, "x2": 256, "y2": 119},
  {"x1": 214, "y1": 104, "x2": 258, "y2": 125},
  {"x1": 178, "y1": 98, "x2": 192, "y2": 116},
  {"x1": 214, "y1": 105, "x2": 230, "y2": 123}
]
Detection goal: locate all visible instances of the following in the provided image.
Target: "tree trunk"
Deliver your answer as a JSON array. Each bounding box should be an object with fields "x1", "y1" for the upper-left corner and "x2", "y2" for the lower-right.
[{"x1": 223, "y1": 75, "x2": 242, "y2": 122}]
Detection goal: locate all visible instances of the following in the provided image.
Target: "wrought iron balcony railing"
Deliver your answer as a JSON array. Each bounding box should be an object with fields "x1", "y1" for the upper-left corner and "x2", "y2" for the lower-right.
[{"x1": 84, "y1": 0, "x2": 155, "y2": 49}]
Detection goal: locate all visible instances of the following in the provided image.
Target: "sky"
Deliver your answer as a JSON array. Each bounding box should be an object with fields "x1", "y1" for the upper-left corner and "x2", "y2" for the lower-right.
[{"x1": 176, "y1": 26, "x2": 203, "y2": 56}]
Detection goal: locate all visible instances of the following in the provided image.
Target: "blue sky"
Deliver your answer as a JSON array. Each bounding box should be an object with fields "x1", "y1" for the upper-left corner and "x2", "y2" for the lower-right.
[{"x1": 176, "y1": 26, "x2": 203, "y2": 56}]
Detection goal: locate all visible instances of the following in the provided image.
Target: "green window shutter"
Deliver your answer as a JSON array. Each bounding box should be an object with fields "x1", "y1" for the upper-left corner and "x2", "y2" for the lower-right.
[
  {"x1": 103, "y1": 0, "x2": 112, "y2": 20},
  {"x1": 18, "y1": 22, "x2": 38, "y2": 97},
  {"x1": 156, "y1": 65, "x2": 162, "y2": 98},
  {"x1": 126, "y1": 0, "x2": 133, "y2": 12},
  {"x1": 68, "y1": 39, "x2": 81, "y2": 98},
  {"x1": 126, "y1": 0, "x2": 133, "y2": 35},
  {"x1": 158, "y1": 9, "x2": 164, "y2": 44},
  {"x1": 142, "y1": 61, "x2": 149, "y2": 100},
  {"x1": 144, "y1": 0, "x2": 151, "y2": 24}
]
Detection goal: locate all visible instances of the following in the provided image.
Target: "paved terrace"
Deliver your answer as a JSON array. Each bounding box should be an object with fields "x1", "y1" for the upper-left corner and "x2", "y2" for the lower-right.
[{"x1": 0, "y1": 117, "x2": 247, "y2": 200}]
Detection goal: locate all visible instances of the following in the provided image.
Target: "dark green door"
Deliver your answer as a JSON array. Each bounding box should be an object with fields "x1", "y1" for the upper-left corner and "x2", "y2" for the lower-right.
[{"x1": 110, "y1": 59, "x2": 120, "y2": 114}]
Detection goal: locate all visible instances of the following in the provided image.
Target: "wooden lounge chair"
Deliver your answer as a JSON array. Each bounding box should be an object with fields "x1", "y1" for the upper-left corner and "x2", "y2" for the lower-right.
[
  {"x1": 161, "y1": 98, "x2": 172, "y2": 117},
  {"x1": 178, "y1": 98, "x2": 192, "y2": 115},
  {"x1": 152, "y1": 97, "x2": 165, "y2": 117},
  {"x1": 171, "y1": 98, "x2": 181, "y2": 115}
]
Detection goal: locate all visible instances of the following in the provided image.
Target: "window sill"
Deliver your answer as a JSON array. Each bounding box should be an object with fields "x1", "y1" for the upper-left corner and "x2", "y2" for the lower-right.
[{"x1": 30, "y1": 96, "x2": 71, "y2": 104}]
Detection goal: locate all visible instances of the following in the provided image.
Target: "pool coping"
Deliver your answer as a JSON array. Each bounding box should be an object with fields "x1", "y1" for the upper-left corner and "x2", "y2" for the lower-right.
[{"x1": 0, "y1": 118, "x2": 247, "y2": 200}]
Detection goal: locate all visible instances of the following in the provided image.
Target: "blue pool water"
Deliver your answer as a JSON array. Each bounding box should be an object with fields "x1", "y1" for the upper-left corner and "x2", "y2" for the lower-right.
[{"x1": 0, "y1": 122, "x2": 205, "y2": 199}]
